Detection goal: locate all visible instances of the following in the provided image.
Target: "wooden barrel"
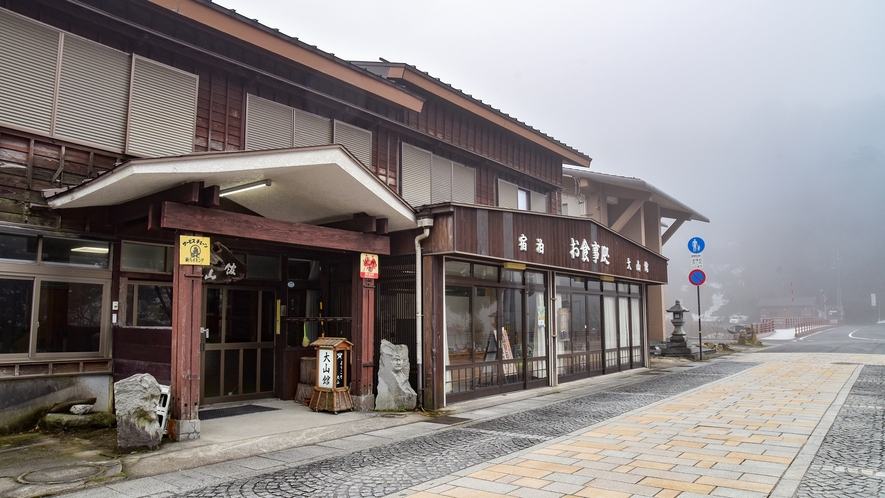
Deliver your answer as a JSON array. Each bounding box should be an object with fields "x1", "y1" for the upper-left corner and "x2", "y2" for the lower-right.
[{"x1": 300, "y1": 356, "x2": 316, "y2": 384}]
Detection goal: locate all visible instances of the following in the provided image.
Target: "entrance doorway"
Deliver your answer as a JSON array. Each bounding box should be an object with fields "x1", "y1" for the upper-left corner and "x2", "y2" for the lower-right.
[{"x1": 202, "y1": 286, "x2": 276, "y2": 404}]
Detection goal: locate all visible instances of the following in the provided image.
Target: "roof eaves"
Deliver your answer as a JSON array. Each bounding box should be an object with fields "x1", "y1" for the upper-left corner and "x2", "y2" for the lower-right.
[
  {"x1": 354, "y1": 61, "x2": 592, "y2": 167},
  {"x1": 148, "y1": 0, "x2": 424, "y2": 112},
  {"x1": 562, "y1": 165, "x2": 710, "y2": 223}
]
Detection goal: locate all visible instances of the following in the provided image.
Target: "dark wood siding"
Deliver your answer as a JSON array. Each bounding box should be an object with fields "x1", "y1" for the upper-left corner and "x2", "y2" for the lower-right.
[
  {"x1": 425, "y1": 206, "x2": 667, "y2": 283},
  {"x1": 194, "y1": 68, "x2": 243, "y2": 152},
  {"x1": 0, "y1": 128, "x2": 116, "y2": 229},
  {"x1": 112, "y1": 327, "x2": 172, "y2": 385}
]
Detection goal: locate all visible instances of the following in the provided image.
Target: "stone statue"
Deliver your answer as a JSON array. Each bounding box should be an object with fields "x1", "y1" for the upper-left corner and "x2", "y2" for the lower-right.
[
  {"x1": 375, "y1": 340, "x2": 417, "y2": 411},
  {"x1": 735, "y1": 327, "x2": 762, "y2": 346},
  {"x1": 114, "y1": 373, "x2": 162, "y2": 451}
]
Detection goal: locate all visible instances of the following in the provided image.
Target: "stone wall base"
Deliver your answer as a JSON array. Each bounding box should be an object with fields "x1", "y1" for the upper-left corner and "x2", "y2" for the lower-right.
[
  {"x1": 351, "y1": 393, "x2": 375, "y2": 412},
  {"x1": 167, "y1": 418, "x2": 200, "y2": 441}
]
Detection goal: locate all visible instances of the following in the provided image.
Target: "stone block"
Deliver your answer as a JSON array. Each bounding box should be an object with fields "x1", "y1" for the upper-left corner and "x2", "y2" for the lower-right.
[
  {"x1": 167, "y1": 418, "x2": 201, "y2": 441},
  {"x1": 114, "y1": 373, "x2": 162, "y2": 451},
  {"x1": 39, "y1": 412, "x2": 116, "y2": 430}
]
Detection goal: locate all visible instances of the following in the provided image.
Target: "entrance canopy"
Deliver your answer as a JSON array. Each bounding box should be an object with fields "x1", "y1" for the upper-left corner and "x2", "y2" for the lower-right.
[{"x1": 45, "y1": 146, "x2": 418, "y2": 232}]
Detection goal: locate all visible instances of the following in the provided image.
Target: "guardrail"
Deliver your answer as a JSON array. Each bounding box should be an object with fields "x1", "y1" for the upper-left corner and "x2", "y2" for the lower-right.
[
  {"x1": 752, "y1": 320, "x2": 775, "y2": 335},
  {"x1": 793, "y1": 318, "x2": 828, "y2": 336},
  {"x1": 751, "y1": 318, "x2": 828, "y2": 337}
]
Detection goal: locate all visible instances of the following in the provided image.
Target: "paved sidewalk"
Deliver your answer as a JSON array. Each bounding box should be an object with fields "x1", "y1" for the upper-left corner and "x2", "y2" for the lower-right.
[
  {"x1": 5, "y1": 349, "x2": 884, "y2": 497},
  {"x1": 397, "y1": 353, "x2": 884, "y2": 498}
]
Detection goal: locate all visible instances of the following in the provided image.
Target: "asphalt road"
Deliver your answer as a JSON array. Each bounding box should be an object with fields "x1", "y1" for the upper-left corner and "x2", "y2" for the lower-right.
[{"x1": 760, "y1": 323, "x2": 885, "y2": 354}]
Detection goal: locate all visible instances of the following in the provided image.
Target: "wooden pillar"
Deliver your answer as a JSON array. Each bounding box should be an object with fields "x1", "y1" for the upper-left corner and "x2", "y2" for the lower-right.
[
  {"x1": 350, "y1": 255, "x2": 376, "y2": 411},
  {"x1": 424, "y1": 255, "x2": 445, "y2": 410},
  {"x1": 168, "y1": 233, "x2": 203, "y2": 440},
  {"x1": 647, "y1": 285, "x2": 667, "y2": 343}
]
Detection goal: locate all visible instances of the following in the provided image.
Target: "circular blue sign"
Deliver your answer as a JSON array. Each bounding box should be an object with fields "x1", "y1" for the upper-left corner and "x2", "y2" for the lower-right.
[
  {"x1": 688, "y1": 237, "x2": 705, "y2": 254},
  {"x1": 689, "y1": 269, "x2": 706, "y2": 286}
]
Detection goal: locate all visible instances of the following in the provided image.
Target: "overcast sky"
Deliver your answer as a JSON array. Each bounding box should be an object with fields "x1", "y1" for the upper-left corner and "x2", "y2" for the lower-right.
[{"x1": 217, "y1": 0, "x2": 885, "y2": 317}]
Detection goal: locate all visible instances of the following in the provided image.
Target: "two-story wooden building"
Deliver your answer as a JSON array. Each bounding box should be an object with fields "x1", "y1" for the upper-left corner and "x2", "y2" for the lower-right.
[
  {"x1": 560, "y1": 166, "x2": 709, "y2": 343},
  {"x1": 0, "y1": 0, "x2": 687, "y2": 438}
]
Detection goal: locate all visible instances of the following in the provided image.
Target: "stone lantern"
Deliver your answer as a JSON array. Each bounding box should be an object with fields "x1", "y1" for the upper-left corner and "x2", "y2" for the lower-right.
[{"x1": 662, "y1": 300, "x2": 693, "y2": 356}]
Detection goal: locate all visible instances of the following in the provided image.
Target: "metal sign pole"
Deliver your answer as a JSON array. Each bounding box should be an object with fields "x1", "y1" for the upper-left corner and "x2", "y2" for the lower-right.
[
  {"x1": 688, "y1": 237, "x2": 706, "y2": 361},
  {"x1": 697, "y1": 285, "x2": 702, "y2": 361}
]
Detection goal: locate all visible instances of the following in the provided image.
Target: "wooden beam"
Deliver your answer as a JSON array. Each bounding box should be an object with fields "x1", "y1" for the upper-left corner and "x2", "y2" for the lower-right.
[
  {"x1": 661, "y1": 218, "x2": 686, "y2": 246},
  {"x1": 323, "y1": 213, "x2": 376, "y2": 233},
  {"x1": 201, "y1": 185, "x2": 220, "y2": 208},
  {"x1": 108, "y1": 181, "x2": 203, "y2": 225},
  {"x1": 610, "y1": 199, "x2": 644, "y2": 233},
  {"x1": 375, "y1": 218, "x2": 388, "y2": 236},
  {"x1": 160, "y1": 202, "x2": 391, "y2": 255},
  {"x1": 147, "y1": 204, "x2": 162, "y2": 231}
]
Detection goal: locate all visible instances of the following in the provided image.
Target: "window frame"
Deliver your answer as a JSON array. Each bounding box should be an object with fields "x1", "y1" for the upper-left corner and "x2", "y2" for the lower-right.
[
  {"x1": 120, "y1": 240, "x2": 173, "y2": 274},
  {"x1": 122, "y1": 278, "x2": 174, "y2": 328},
  {"x1": 0, "y1": 236, "x2": 113, "y2": 360},
  {"x1": 0, "y1": 265, "x2": 111, "y2": 360}
]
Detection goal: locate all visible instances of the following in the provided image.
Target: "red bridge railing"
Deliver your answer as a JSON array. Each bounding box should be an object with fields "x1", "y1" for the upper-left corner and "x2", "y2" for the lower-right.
[{"x1": 752, "y1": 318, "x2": 828, "y2": 338}]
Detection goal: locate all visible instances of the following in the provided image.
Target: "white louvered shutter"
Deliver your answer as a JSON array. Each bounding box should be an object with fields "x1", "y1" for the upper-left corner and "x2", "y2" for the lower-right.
[
  {"x1": 334, "y1": 121, "x2": 372, "y2": 168},
  {"x1": 431, "y1": 156, "x2": 453, "y2": 203},
  {"x1": 452, "y1": 162, "x2": 475, "y2": 204},
  {"x1": 294, "y1": 109, "x2": 332, "y2": 147},
  {"x1": 127, "y1": 56, "x2": 198, "y2": 157},
  {"x1": 401, "y1": 143, "x2": 432, "y2": 207},
  {"x1": 245, "y1": 94, "x2": 294, "y2": 150},
  {"x1": 55, "y1": 35, "x2": 130, "y2": 151},
  {"x1": 0, "y1": 9, "x2": 59, "y2": 134},
  {"x1": 497, "y1": 179, "x2": 518, "y2": 209},
  {"x1": 531, "y1": 191, "x2": 547, "y2": 213}
]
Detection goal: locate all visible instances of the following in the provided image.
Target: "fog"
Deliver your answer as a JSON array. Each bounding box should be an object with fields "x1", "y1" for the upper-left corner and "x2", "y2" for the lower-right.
[{"x1": 217, "y1": 0, "x2": 885, "y2": 323}]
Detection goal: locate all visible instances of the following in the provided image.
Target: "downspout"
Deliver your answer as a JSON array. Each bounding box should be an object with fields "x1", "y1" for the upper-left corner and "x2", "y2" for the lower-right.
[{"x1": 414, "y1": 216, "x2": 433, "y2": 409}]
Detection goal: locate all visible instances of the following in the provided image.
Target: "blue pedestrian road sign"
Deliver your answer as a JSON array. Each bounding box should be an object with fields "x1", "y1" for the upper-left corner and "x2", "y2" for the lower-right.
[
  {"x1": 689, "y1": 269, "x2": 706, "y2": 286},
  {"x1": 688, "y1": 237, "x2": 705, "y2": 254}
]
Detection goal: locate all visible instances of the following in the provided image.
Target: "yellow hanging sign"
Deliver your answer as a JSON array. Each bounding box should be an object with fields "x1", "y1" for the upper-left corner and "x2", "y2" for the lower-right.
[{"x1": 179, "y1": 235, "x2": 211, "y2": 265}]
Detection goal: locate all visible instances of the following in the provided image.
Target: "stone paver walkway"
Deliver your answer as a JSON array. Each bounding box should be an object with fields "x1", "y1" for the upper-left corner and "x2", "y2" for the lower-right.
[{"x1": 400, "y1": 354, "x2": 884, "y2": 498}]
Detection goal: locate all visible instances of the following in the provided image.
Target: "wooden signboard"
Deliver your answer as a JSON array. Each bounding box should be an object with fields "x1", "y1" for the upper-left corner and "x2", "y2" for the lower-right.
[{"x1": 500, "y1": 329, "x2": 516, "y2": 376}]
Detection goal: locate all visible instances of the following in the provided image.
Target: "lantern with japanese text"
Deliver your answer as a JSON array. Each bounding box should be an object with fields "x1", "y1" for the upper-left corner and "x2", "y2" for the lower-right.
[{"x1": 307, "y1": 337, "x2": 354, "y2": 413}]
